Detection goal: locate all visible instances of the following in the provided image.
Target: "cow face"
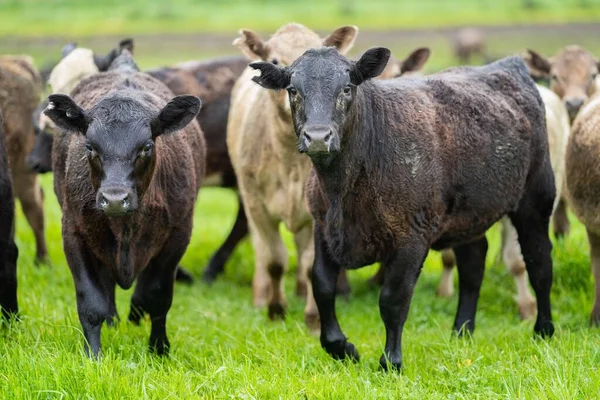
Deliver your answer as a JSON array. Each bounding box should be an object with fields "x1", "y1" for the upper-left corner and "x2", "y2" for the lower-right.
[
  {"x1": 526, "y1": 46, "x2": 600, "y2": 121},
  {"x1": 44, "y1": 93, "x2": 201, "y2": 216},
  {"x1": 250, "y1": 47, "x2": 390, "y2": 158}
]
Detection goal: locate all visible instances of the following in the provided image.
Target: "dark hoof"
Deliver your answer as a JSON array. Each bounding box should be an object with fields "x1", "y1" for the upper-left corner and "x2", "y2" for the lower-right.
[
  {"x1": 175, "y1": 266, "x2": 194, "y2": 284},
  {"x1": 379, "y1": 355, "x2": 402, "y2": 372},
  {"x1": 201, "y1": 266, "x2": 223, "y2": 284},
  {"x1": 268, "y1": 303, "x2": 286, "y2": 320},
  {"x1": 305, "y1": 312, "x2": 320, "y2": 334},
  {"x1": 296, "y1": 280, "x2": 308, "y2": 298},
  {"x1": 34, "y1": 256, "x2": 51, "y2": 267},
  {"x1": 453, "y1": 323, "x2": 474, "y2": 338},
  {"x1": 149, "y1": 338, "x2": 170, "y2": 356},
  {"x1": 105, "y1": 314, "x2": 120, "y2": 328},
  {"x1": 322, "y1": 338, "x2": 360, "y2": 362},
  {"x1": 128, "y1": 305, "x2": 145, "y2": 326},
  {"x1": 534, "y1": 321, "x2": 555, "y2": 338}
]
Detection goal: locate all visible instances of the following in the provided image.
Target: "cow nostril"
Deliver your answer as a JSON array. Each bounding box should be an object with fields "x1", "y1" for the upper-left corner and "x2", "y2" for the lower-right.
[
  {"x1": 122, "y1": 194, "x2": 130, "y2": 209},
  {"x1": 324, "y1": 132, "x2": 332, "y2": 142}
]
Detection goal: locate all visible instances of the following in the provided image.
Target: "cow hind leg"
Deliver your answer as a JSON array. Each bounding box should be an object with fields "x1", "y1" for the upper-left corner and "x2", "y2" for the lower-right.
[
  {"x1": 509, "y1": 167, "x2": 555, "y2": 338},
  {"x1": 552, "y1": 197, "x2": 570, "y2": 238},
  {"x1": 437, "y1": 249, "x2": 456, "y2": 297},
  {"x1": 14, "y1": 173, "x2": 47, "y2": 264},
  {"x1": 294, "y1": 226, "x2": 320, "y2": 333},
  {"x1": 202, "y1": 195, "x2": 248, "y2": 283},
  {"x1": 501, "y1": 218, "x2": 536, "y2": 320},
  {"x1": 586, "y1": 229, "x2": 600, "y2": 326},
  {"x1": 452, "y1": 237, "x2": 487, "y2": 336},
  {"x1": 0, "y1": 239, "x2": 18, "y2": 319}
]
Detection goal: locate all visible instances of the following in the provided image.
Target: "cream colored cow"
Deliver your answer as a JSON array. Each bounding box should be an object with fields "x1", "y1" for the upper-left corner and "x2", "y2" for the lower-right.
[{"x1": 227, "y1": 23, "x2": 358, "y2": 331}]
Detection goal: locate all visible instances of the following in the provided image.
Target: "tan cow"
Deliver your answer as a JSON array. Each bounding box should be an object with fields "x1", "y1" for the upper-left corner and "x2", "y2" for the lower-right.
[
  {"x1": 227, "y1": 23, "x2": 359, "y2": 331},
  {"x1": 525, "y1": 46, "x2": 600, "y2": 238},
  {"x1": 378, "y1": 47, "x2": 431, "y2": 79},
  {"x1": 0, "y1": 56, "x2": 47, "y2": 263},
  {"x1": 438, "y1": 84, "x2": 570, "y2": 320},
  {"x1": 565, "y1": 90, "x2": 600, "y2": 324}
]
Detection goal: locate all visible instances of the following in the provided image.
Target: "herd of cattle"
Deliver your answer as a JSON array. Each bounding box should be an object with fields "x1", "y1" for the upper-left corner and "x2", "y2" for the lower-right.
[{"x1": 1, "y1": 23, "x2": 600, "y2": 371}]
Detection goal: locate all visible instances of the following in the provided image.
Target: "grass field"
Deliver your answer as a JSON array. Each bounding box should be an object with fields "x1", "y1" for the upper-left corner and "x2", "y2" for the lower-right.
[
  {"x1": 1, "y1": 0, "x2": 600, "y2": 37},
  {"x1": 2, "y1": 1, "x2": 600, "y2": 397},
  {"x1": 1, "y1": 165, "x2": 599, "y2": 398}
]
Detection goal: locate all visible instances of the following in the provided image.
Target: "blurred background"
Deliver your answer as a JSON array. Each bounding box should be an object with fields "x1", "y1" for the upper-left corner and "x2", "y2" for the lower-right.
[{"x1": 2, "y1": 0, "x2": 600, "y2": 72}]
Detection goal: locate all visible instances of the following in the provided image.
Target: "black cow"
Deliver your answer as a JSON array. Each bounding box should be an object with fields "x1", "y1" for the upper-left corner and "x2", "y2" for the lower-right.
[{"x1": 250, "y1": 47, "x2": 555, "y2": 370}]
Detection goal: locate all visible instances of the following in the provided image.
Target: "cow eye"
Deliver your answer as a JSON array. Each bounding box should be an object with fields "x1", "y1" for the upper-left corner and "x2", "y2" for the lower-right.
[
  {"x1": 287, "y1": 86, "x2": 297, "y2": 96},
  {"x1": 343, "y1": 85, "x2": 352, "y2": 95},
  {"x1": 142, "y1": 141, "x2": 153, "y2": 153},
  {"x1": 85, "y1": 141, "x2": 94, "y2": 152},
  {"x1": 592, "y1": 72, "x2": 598, "y2": 81},
  {"x1": 271, "y1": 58, "x2": 279, "y2": 65},
  {"x1": 550, "y1": 74, "x2": 558, "y2": 81}
]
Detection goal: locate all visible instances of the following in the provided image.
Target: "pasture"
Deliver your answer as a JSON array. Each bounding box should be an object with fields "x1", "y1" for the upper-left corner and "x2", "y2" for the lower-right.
[{"x1": 2, "y1": 1, "x2": 600, "y2": 398}]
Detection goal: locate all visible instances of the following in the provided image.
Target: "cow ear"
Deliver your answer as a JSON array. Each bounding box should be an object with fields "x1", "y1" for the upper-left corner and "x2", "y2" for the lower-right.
[
  {"x1": 249, "y1": 62, "x2": 290, "y2": 90},
  {"x1": 322, "y1": 25, "x2": 359, "y2": 55},
  {"x1": 44, "y1": 94, "x2": 89, "y2": 134},
  {"x1": 399, "y1": 47, "x2": 431, "y2": 75},
  {"x1": 524, "y1": 49, "x2": 552, "y2": 79},
  {"x1": 351, "y1": 47, "x2": 391, "y2": 85},
  {"x1": 151, "y1": 95, "x2": 202, "y2": 138},
  {"x1": 61, "y1": 42, "x2": 77, "y2": 59},
  {"x1": 233, "y1": 29, "x2": 269, "y2": 61},
  {"x1": 94, "y1": 49, "x2": 119, "y2": 72},
  {"x1": 119, "y1": 38, "x2": 134, "y2": 54}
]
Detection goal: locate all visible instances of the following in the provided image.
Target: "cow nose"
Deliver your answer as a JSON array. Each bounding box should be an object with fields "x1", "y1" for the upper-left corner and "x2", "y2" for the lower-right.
[
  {"x1": 98, "y1": 187, "x2": 136, "y2": 215},
  {"x1": 565, "y1": 98, "x2": 585, "y2": 118},
  {"x1": 302, "y1": 126, "x2": 333, "y2": 153},
  {"x1": 25, "y1": 156, "x2": 41, "y2": 172}
]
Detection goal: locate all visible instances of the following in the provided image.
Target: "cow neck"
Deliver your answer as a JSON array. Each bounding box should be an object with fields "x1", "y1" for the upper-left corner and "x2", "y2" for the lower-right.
[
  {"x1": 271, "y1": 99, "x2": 301, "y2": 160},
  {"x1": 311, "y1": 82, "x2": 376, "y2": 201}
]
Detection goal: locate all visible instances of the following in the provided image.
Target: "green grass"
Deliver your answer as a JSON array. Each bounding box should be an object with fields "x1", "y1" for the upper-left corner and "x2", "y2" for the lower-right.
[
  {"x1": 1, "y1": 0, "x2": 600, "y2": 37},
  {"x1": 1, "y1": 171, "x2": 600, "y2": 399}
]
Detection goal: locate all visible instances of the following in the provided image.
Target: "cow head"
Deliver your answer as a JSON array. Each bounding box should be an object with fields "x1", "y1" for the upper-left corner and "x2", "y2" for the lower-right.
[
  {"x1": 43, "y1": 93, "x2": 201, "y2": 216},
  {"x1": 525, "y1": 46, "x2": 600, "y2": 121},
  {"x1": 250, "y1": 47, "x2": 390, "y2": 159}
]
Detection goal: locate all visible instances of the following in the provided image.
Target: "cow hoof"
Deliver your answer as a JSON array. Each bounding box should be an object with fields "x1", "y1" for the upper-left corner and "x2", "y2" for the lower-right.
[
  {"x1": 149, "y1": 338, "x2": 170, "y2": 356},
  {"x1": 296, "y1": 281, "x2": 308, "y2": 298},
  {"x1": 175, "y1": 266, "x2": 194, "y2": 284},
  {"x1": 268, "y1": 303, "x2": 286, "y2": 320},
  {"x1": 379, "y1": 355, "x2": 402, "y2": 372},
  {"x1": 34, "y1": 256, "x2": 51, "y2": 267},
  {"x1": 323, "y1": 338, "x2": 360, "y2": 362},
  {"x1": 437, "y1": 285, "x2": 454, "y2": 298},
  {"x1": 534, "y1": 321, "x2": 555, "y2": 338},
  {"x1": 305, "y1": 312, "x2": 320, "y2": 334},
  {"x1": 518, "y1": 297, "x2": 537, "y2": 321}
]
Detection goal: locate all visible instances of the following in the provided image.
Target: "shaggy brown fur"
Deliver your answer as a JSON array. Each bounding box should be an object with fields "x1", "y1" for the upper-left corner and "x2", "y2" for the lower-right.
[
  {"x1": 47, "y1": 58, "x2": 205, "y2": 356},
  {"x1": 565, "y1": 92, "x2": 600, "y2": 325},
  {"x1": 0, "y1": 109, "x2": 18, "y2": 318},
  {"x1": 227, "y1": 23, "x2": 359, "y2": 332},
  {"x1": 0, "y1": 56, "x2": 47, "y2": 263}
]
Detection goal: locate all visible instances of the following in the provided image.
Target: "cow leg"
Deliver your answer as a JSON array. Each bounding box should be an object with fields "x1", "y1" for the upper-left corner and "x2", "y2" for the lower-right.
[
  {"x1": 202, "y1": 195, "x2": 248, "y2": 283},
  {"x1": 246, "y1": 204, "x2": 288, "y2": 317},
  {"x1": 438, "y1": 249, "x2": 456, "y2": 297},
  {"x1": 586, "y1": 229, "x2": 600, "y2": 326},
  {"x1": 501, "y1": 217, "x2": 536, "y2": 320},
  {"x1": 313, "y1": 225, "x2": 359, "y2": 362},
  {"x1": 14, "y1": 171, "x2": 47, "y2": 263},
  {"x1": 128, "y1": 224, "x2": 190, "y2": 355},
  {"x1": 63, "y1": 230, "x2": 110, "y2": 358},
  {"x1": 379, "y1": 239, "x2": 428, "y2": 371},
  {"x1": 105, "y1": 282, "x2": 119, "y2": 327},
  {"x1": 174, "y1": 266, "x2": 194, "y2": 284},
  {"x1": 452, "y1": 237, "x2": 487, "y2": 336},
  {"x1": 0, "y1": 238, "x2": 18, "y2": 319},
  {"x1": 552, "y1": 197, "x2": 570, "y2": 238},
  {"x1": 509, "y1": 166, "x2": 555, "y2": 338},
  {"x1": 294, "y1": 225, "x2": 320, "y2": 333}
]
